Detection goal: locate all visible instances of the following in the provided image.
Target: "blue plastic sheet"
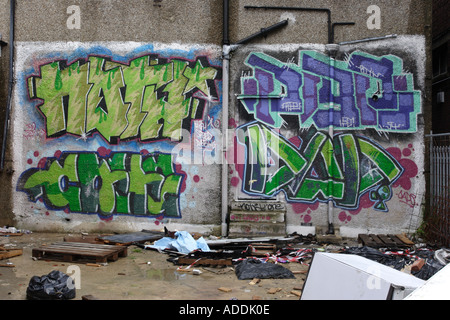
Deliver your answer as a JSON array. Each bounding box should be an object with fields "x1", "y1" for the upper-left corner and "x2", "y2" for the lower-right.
[{"x1": 145, "y1": 231, "x2": 210, "y2": 254}]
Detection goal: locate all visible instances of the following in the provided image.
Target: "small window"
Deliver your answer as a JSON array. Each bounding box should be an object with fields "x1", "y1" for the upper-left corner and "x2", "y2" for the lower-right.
[{"x1": 433, "y1": 44, "x2": 448, "y2": 78}]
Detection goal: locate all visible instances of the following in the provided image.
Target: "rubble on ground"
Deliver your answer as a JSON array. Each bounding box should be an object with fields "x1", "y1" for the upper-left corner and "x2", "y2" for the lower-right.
[{"x1": 1, "y1": 226, "x2": 449, "y2": 300}]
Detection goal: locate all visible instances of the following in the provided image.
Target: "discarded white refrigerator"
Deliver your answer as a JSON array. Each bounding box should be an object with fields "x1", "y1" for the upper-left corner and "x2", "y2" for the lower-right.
[{"x1": 301, "y1": 252, "x2": 425, "y2": 300}]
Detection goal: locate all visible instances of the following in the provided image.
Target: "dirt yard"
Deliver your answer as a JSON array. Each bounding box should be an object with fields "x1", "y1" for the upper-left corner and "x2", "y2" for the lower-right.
[{"x1": 0, "y1": 232, "x2": 319, "y2": 300}]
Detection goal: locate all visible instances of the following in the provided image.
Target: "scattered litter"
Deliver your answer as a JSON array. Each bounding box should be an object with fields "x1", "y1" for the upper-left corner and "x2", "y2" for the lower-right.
[
  {"x1": 82, "y1": 294, "x2": 99, "y2": 300},
  {"x1": 177, "y1": 250, "x2": 234, "y2": 267},
  {"x1": 177, "y1": 257, "x2": 202, "y2": 272},
  {"x1": 218, "y1": 287, "x2": 232, "y2": 293},
  {"x1": 26, "y1": 270, "x2": 76, "y2": 300},
  {"x1": 145, "y1": 231, "x2": 210, "y2": 254},
  {"x1": 234, "y1": 258, "x2": 296, "y2": 280},
  {"x1": 267, "y1": 287, "x2": 282, "y2": 294},
  {"x1": 341, "y1": 245, "x2": 448, "y2": 280},
  {"x1": 413, "y1": 258, "x2": 445, "y2": 280},
  {"x1": 290, "y1": 290, "x2": 302, "y2": 297},
  {"x1": 192, "y1": 269, "x2": 202, "y2": 275},
  {"x1": 201, "y1": 267, "x2": 234, "y2": 274},
  {"x1": 0, "y1": 262, "x2": 15, "y2": 267},
  {"x1": 434, "y1": 248, "x2": 450, "y2": 266},
  {"x1": 0, "y1": 226, "x2": 31, "y2": 236},
  {"x1": 86, "y1": 263, "x2": 102, "y2": 267},
  {"x1": 248, "y1": 278, "x2": 260, "y2": 285}
]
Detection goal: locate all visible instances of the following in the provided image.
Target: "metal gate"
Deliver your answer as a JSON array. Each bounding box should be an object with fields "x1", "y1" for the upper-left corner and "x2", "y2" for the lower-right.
[{"x1": 427, "y1": 132, "x2": 450, "y2": 246}]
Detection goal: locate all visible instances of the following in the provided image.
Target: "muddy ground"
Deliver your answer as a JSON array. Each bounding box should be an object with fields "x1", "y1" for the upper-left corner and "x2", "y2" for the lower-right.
[{"x1": 0, "y1": 232, "x2": 343, "y2": 301}]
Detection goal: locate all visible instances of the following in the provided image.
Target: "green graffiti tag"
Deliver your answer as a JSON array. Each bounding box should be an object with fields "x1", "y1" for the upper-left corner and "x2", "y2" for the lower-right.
[
  {"x1": 17, "y1": 151, "x2": 184, "y2": 218},
  {"x1": 237, "y1": 122, "x2": 403, "y2": 211},
  {"x1": 27, "y1": 55, "x2": 220, "y2": 143}
]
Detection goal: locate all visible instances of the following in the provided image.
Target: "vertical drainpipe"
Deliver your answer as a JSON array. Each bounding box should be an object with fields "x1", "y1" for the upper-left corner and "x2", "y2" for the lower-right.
[
  {"x1": 221, "y1": 0, "x2": 230, "y2": 237},
  {"x1": 1, "y1": 0, "x2": 15, "y2": 170},
  {"x1": 325, "y1": 43, "x2": 339, "y2": 235}
]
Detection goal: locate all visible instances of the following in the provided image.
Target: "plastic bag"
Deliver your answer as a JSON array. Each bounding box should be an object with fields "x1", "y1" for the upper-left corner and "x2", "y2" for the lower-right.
[
  {"x1": 234, "y1": 258, "x2": 296, "y2": 280},
  {"x1": 146, "y1": 231, "x2": 210, "y2": 254},
  {"x1": 26, "y1": 270, "x2": 76, "y2": 300}
]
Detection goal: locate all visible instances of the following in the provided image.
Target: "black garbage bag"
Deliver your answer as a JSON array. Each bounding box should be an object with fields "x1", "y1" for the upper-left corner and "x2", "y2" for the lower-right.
[
  {"x1": 342, "y1": 246, "x2": 410, "y2": 270},
  {"x1": 234, "y1": 258, "x2": 295, "y2": 280},
  {"x1": 411, "y1": 259, "x2": 445, "y2": 280},
  {"x1": 26, "y1": 270, "x2": 76, "y2": 300}
]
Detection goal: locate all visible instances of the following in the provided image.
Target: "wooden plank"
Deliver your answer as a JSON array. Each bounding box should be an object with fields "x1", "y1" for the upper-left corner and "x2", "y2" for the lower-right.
[
  {"x1": 249, "y1": 243, "x2": 276, "y2": 256},
  {"x1": 0, "y1": 248, "x2": 23, "y2": 260},
  {"x1": 178, "y1": 257, "x2": 233, "y2": 266},
  {"x1": 0, "y1": 263, "x2": 15, "y2": 267},
  {"x1": 396, "y1": 233, "x2": 415, "y2": 246}
]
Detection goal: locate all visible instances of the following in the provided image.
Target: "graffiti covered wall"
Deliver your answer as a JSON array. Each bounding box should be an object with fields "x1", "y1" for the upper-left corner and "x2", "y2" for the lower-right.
[
  {"x1": 10, "y1": 38, "x2": 427, "y2": 236},
  {"x1": 230, "y1": 38, "x2": 426, "y2": 236},
  {"x1": 13, "y1": 42, "x2": 223, "y2": 232}
]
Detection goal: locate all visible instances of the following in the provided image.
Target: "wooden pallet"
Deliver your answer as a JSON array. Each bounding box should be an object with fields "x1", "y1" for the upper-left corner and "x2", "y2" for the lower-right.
[
  {"x1": 358, "y1": 234, "x2": 414, "y2": 248},
  {"x1": 32, "y1": 242, "x2": 127, "y2": 263}
]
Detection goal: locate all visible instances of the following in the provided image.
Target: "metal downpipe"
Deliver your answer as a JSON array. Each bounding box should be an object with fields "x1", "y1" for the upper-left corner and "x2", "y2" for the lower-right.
[
  {"x1": 221, "y1": 0, "x2": 230, "y2": 237},
  {"x1": 325, "y1": 43, "x2": 339, "y2": 235},
  {"x1": 1, "y1": 0, "x2": 15, "y2": 170}
]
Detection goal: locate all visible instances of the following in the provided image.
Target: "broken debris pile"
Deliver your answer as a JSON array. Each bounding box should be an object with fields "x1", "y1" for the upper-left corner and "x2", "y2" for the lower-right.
[
  {"x1": 0, "y1": 226, "x2": 31, "y2": 236},
  {"x1": 150, "y1": 231, "x2": 319, "y2": 281},
  {"x1": 341, "y1": 245, "x2": 450, "y2": 280}
]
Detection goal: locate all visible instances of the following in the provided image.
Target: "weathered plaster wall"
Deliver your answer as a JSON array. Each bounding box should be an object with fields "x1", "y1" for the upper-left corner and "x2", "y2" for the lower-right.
[
  {"x1": 12, "y1": 41, "x2": 223, "y2": 233},
  {"x1": 229, "y1": 36, "x2": 427, "y2": 237},
  {"x1": 0, "y1": 0, "x2": 432, "y2": 237}
]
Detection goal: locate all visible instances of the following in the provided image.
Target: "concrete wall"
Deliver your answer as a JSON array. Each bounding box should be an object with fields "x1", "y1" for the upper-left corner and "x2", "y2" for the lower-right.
[
  {"x1": 6, "y1": 0, "x2": 225, "y2": 233},
  {"x1": 227, "y1": 0, "x2": 432, "y2": 237},
  {"x1": 0, "y1": 0, "x2": 432, "y2": 237}
]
